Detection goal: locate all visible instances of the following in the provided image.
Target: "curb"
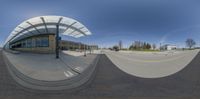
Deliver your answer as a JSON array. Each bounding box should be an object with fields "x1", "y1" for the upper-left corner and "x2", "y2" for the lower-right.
[{"x1": 2, "y1": 50, "x2": 100, "y2": 90}]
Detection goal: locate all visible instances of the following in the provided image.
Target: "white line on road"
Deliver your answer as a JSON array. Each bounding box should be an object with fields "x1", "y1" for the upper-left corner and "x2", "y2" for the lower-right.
[{"x1": 67, "y1": 71, "x2": 74, "y2": 76}]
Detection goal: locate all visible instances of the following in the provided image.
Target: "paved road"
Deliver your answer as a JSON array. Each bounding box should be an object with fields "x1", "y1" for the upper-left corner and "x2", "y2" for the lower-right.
[
  {"x1": 104, "y1": 50, "x2": 199, "y2": 78},
  {"x1": 1, "y1": 50, "x2": 200, "y2": 99}
]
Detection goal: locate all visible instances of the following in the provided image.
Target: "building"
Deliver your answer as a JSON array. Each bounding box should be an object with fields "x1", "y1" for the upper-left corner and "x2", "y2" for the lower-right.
[
  {"x1": 161, "y1": 44, "x2": 177, "y2": 50},
  {"x1": 119, "y1": 40, "x2": 122, "y2": 50},
  {"x1": 89, "y1": 45, "x2": 98, "y2": 50},
  {"x1": 60, "y1": 40, "x2": 98, "y2": 51},
  {"x1": 4, "y1": 16, "x2": 92, "y2": 53}
]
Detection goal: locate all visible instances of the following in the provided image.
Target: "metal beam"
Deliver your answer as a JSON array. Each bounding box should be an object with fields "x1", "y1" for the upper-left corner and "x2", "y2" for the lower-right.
[
  {"x1": 58, "y1": 17, "x2": 63, "y2": 24},
  {"x1": 7, "y1": 22, "x2": 87, "y2": 44},
  {"x1": 68, "y1": 30, "x2": 76, "y2": 36},
  {"x1": 68, "y1": 27, "x2": 84, "y2": 36},
  {"x1": 10, "y1": 26, "x2": 35, "y2": 43},
  {"x1": 78, "y1": 27, "x2": 85, "y2": 30},
  {"x1": 7, "y1": 28, "x2": 32, "y2": 43},
  {"x1": 40, "y1": 17, "x2": 48, "y2": 33},
  {"x1": 56, "y1": 24, "x2": 59, "y2": 59},
  {"x1": 73, "y1": 33, "x2": 81, "y2": 37},
  {"x1": 26, "y1": 21, "x2": 41, "y2": 34},
  {"x1": 63, "y1": 22, "x2": 77, "y2": 33},
  {"x1": 73, "y1": 30, "x2": 89, "y2": 37},
  {"x1": 55, "y1": 17, "x2": 63, "y2": 59},
  {"x1": 18, "y1": 26, "x2": 35, "y2": 35}
]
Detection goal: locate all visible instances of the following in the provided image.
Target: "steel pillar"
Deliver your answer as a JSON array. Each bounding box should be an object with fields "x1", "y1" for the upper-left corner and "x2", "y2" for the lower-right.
[{"x1": 56, "y1": 25, "x2": 59, "y2": 59}]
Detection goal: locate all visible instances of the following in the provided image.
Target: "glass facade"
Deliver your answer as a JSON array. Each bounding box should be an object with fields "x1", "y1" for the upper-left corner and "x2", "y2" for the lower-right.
[
  {"x1": 35, "y1": 38, "x2": 41, "y2": 47},
  {"x1": 35, "y1": 37, "x2": 49, "y2": 47},
  {"x1": 27, "y1": 39, "x2": 32, "y2": 48},
  {"x1": 11, "y1": 35, "x2": 49, "y2": 48},
  {"x1": 6, "y1": 16, "x2": 91, "y2": 46},
  {"x1": 22, "y1": 41, "x2": 26, "y2": 48}
]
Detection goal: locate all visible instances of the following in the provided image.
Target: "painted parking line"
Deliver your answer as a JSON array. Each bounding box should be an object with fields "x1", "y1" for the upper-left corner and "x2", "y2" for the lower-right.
[
  {"x1": 64, "y1": 71, "x2": 74, "y2": 77},
  {"x1": 64, "y1": 71, "x2": 70, "y2": 77},
  {"x1": 67, "y1": 71, "x2": 74, "y2": 76},
  {"x1": 75, "y1": 67, "x2": 83, "y2": 72}
]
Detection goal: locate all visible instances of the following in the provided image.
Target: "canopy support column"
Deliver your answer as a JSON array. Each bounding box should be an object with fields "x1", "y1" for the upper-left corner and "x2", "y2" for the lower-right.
[{"x1": 56, "y1": 25, "x2": 59, "y2": 59}]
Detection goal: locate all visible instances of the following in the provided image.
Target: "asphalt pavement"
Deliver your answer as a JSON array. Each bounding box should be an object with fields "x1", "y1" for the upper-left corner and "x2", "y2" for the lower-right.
[
  {"x1": 104, "y1": 50, "x2": 199, "y2": 78},
  {"x1": 0, "y1": 50, "x2": 200, "y2": 99}
]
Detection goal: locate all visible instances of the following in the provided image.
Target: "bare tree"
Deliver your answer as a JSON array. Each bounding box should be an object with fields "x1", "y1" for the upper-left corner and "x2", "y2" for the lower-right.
[{"x1": 185, "y1": 38, "x2": 196, "y2": 49}]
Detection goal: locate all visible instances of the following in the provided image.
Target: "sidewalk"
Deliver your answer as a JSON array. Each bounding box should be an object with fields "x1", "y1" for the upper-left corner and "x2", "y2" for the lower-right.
[{"x1": 3, "y1": 50, "x2": 100, "y2": 90}]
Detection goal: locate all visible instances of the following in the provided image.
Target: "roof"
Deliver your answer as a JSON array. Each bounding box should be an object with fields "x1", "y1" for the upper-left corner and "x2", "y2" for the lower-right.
[{"x1": 5, "y1": 15, "x2": 91, "y2": 45}]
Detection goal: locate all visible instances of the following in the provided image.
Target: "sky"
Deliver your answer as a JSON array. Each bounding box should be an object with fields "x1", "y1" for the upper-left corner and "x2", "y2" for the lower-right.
[{"x1": 1, "y1": 0, "x2": 200, "y2": 48}]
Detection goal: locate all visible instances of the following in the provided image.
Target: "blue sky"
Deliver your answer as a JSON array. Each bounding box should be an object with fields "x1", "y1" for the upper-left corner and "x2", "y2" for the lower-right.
[{"x1": 1, "y1": 0, "x2": 200, "y2": 48}]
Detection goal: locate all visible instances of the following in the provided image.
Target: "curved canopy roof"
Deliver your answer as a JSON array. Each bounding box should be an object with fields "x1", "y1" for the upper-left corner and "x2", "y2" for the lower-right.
[{"x1": 5, "y1": 15, "x2": 91, "y2": 44}]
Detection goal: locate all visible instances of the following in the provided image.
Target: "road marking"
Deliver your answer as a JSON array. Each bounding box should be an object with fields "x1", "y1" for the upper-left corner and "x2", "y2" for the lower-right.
[
  {"x1": 75, "y1": 67, "x2": 82, "y2": 71},
  {"x1": 64, "y1": 71, "x2": 74, "y2": 77},
  {"x1": 67, "y1": 71, "x2": 74, "y2": 76},
  {"x1": 64, "y1": 71, "x2": 70, "y2": 77}
]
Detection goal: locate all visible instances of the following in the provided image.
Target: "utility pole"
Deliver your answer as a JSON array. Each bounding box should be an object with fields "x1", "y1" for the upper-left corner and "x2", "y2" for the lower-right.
[{"x1": 56, "y1": 25, "x2": 59, "y2": 59}]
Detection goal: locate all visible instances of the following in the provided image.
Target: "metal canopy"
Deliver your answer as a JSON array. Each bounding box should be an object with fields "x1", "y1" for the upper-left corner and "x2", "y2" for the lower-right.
[{"x1": 5, "y1": 15, "x2": 92, "y2": 45}]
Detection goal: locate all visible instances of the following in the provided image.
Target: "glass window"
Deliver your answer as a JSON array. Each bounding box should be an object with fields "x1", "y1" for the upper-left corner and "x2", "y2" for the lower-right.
[
  {"x1": 27, "y1": 39, "x2": 32, "y2": 48},
  {"x1": 41, "y1": 37, "x2": 49, "y2": 47},
  {"x1": 22, "y1": 40, "x2": 26, "y2": 48},
  {"x1": 32, "y1": 39, "x2": 35, "y2": 48},
  {"x1": 35, "y1": 36, "x2": 49, "y2": 47},
  {"x1": 36, "y1": 38, "x2": 41, "y2": 47}
]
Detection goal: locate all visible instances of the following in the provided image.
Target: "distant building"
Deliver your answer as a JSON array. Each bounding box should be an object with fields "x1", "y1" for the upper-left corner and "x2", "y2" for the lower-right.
[
  {"x1": 161, "y1": 44, "x2": 177, "y2": 50},
  {"x1": 90, "y1": 45, "x2": 99, "y2": 50},
  {"x1": 119, "y1": 40, "x2": 122, "y2": 50},
  {"x1": 60, "y1": 40, "x2": 98, "y2": 50}
]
